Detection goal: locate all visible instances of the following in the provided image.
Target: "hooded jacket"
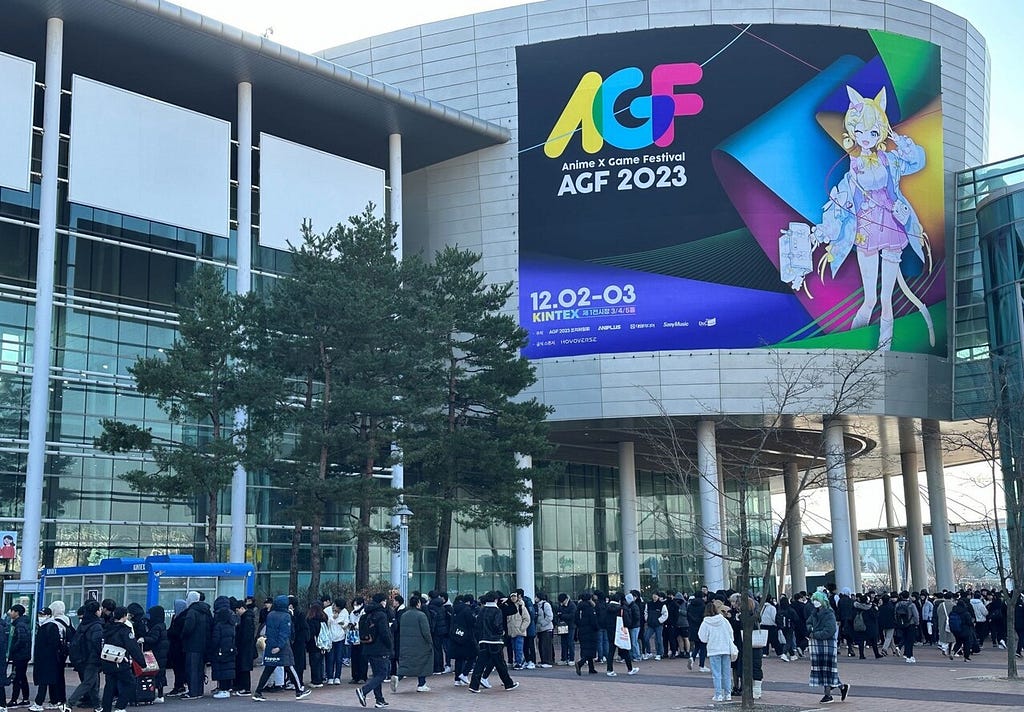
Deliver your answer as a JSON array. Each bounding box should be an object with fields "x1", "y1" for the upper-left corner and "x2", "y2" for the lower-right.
[
  {"x1": 181, "y1": 599, "x2": 213, "y2": 654},
  {"x1": 33, "y1": 613, "x2": 69, "y2": 686},
  {"x1": 698, "y1": 613, "x2": 734, "y2": 656},
  {"x1": 263, "y1": 595, "x2": 295, "y2": 667},
  {"x1": 100, "y1": 619, "x2": 146, "y2": 674},
  {"x1": 209, "y1": 606, "x2": 237, "y2": 681},
  {"x1": 143, "y1": 606, "x2": 170, "y2": 668},
  {"x1": 360, "y1": 600, "x2": 393, "y2": 658}
]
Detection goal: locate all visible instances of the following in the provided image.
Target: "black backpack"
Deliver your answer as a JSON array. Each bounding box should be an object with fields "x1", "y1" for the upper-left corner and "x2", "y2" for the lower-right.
[
  {"x1": 895, "y1": 601, "x2": 912, "y2": 627},
  {"x1": 68, "y1": 622, "x2": 92, "y2": 668},
  {"x1": 358, "y1": 613, "x2": 376, "y2": 644}
]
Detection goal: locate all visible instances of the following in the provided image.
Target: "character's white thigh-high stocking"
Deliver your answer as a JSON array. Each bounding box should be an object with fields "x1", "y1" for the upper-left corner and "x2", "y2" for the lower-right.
[
  {"x1": 878, "y1": 255, "x2": 900, "y2": 350},
  {"x1": 851, "y1": 250, "x2": 878, "y2": 330}
]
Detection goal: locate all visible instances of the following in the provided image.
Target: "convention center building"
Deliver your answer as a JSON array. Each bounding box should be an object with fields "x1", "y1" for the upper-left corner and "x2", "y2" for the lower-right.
[{"x1": 0, "y1": 0, "x2": 1005, "y2": 598}]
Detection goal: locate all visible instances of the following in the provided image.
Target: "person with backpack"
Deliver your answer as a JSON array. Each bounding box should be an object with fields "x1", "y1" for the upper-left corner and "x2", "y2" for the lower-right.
[
  {"x1": 356, "y1": 593, "x2": 395, "y2": 708},
  {"x1": 533, "y1": 592, "x2": 555, "y2": 668},
  {"x1": 878, "y1": 594, "x2": 898, "y2": 656},
  {"x1": 7, "y1": 604, "x2": 32, "y2": 708},
  {"x1": 895, "y1": 591, "x2": 920, "y2": 663},
  {"x1": 426, "y1": 592, "x2": 451, "y2": 675},
  {"x1": 306, "y1": 603, "x2": 330, "y2": 688},
  {"x1": 251, "y1": 595, "x2": 311, "y2": 702},
  {"x1": 948, "y1": 594, "x2": 976, "y2": 661},
  {"x1": 852, "y1": 594, "x2": 881, "y2": 659},
  {"x1": 520, "y1": 590, "x2": 538, "y2": 669},
  {"x1": 180, "y1": 591, "x2": 212, "y2": 700},
  {"x1": 67, "y1": 600, "x2": 103, "y2": 711},
  {"x1": 686, "y1": 591, "x2": 708, "y2": 671},
  {"x1": 30, "y1": 604, "x2": 69, "y2": 712}
]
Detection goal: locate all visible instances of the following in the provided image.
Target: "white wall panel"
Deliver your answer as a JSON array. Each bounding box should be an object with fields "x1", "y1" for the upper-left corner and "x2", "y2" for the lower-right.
[
  {"x1": 68, "y1": 76, "x2": 230, "y2": 236},
  {"x1": 258, "y1": 133, "x2": 384, "y2": 251},
  {"x1": 0, "y1": 51, "x2": 36, "y2": 193}
]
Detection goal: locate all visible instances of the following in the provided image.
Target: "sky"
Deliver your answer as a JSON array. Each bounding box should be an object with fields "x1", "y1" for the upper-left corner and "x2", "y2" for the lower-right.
[{"x1": 177, "y1": 0, "x2": 1024, "y2": 163}]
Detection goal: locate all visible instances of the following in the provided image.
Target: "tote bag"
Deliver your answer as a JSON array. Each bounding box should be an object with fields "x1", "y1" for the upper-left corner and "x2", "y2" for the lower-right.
[
  {"x1": 613, "y1": 615, "x2": 631, "y2": 650},
  {"x1": 749, "y1": 628, "x2": 768, "y2": 648}
]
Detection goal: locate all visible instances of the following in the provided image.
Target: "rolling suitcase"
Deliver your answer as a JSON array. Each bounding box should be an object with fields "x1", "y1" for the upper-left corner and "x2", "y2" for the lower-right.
[{"x1": 134, "y1": 673, "x2": 158, "y2": 705}]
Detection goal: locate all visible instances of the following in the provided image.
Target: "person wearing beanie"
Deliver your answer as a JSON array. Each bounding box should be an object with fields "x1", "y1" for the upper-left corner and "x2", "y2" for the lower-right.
[
  {"x1": 181, "y1": 591, "x2": 212, "y2": 699},
  {"x1": 808, "y1": 591, "x2": 850, "y2": 705},
  {"x1": 623, "y1": 593, "x2": 641, "y2": 663},
  {"x1": 31, "y1": 603, "x2": 70, "y2": 711},
  {"x1": 143, "y1": 606, "x2": 170, "y2": 702}
]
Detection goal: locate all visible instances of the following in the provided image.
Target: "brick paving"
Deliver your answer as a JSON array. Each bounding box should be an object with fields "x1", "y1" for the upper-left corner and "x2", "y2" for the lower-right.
[{"x1": 65, "y1": 646, "x2": 1024, "y2": 711}]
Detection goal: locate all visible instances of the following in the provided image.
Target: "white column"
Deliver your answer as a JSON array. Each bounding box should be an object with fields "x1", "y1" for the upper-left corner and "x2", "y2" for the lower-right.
[
  {"x1": 388, "y1": 133, "x2": 405, "y2": 588},
  {"x1": 514, "y1": 454, "x2": 536, "y2": 599},
  {"x1": 922, "y1": 419, "x2": 954, "y2": 591},
  {"x1": 22, "y1": 18, "x2": 63, "y2": 581},
  {"x1": 618, "y1": 442, "x2": 640, "y2": 593},
  {"x1": 697, "y1": 420, "x2": 725, "y2": 591},
  {"x1": 824, "y1": 418, "x2": 855, "y2": 593},
  {"x1": 899, "y1": 417, "x2": 927, "y2": 591},
  {"x1": 846, "y1": 462, "x2": 862, "y2": 592},
  {"x1": 229, "y1": 81, "x2": 253, "y2": 564},
  {"x1": 782, "y1": 461, "x2": 806, "y2": 594}
]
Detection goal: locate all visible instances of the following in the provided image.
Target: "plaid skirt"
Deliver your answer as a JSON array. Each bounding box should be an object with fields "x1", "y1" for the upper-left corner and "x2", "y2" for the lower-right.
[{"x1": 808, "y1": 638, "x2": 842, "y2": 688}]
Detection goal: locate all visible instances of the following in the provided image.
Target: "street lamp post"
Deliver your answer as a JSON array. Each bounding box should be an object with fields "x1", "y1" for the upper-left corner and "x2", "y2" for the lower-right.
[
  {"x1": 896, "y1": 535, "x2": 907, "y2": 591},
  {"x1": 395, "y1": 503, "x2": 413, "y2": 602}
]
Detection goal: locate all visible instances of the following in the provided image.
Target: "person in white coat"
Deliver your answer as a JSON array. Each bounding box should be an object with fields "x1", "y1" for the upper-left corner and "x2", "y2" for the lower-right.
[{"x1": 698, "y1": 600, "x2": 735, "y2": 702}]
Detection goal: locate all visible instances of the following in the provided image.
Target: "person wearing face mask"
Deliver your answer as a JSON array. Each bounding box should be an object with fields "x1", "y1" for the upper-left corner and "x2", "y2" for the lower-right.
[{"x1": 807, "y1": 591, "x2": 850, "y2": 705}]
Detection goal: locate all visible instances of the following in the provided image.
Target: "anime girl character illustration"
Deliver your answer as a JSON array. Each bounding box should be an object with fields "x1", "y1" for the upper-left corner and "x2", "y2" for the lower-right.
[{"x1": 781, "y1": 86, "x2": 934, "y2": 351}]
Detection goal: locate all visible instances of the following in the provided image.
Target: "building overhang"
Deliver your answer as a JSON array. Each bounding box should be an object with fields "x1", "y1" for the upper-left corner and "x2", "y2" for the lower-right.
[{"x1": 6, "y1": 0, "x2": 509, "y2": 172}]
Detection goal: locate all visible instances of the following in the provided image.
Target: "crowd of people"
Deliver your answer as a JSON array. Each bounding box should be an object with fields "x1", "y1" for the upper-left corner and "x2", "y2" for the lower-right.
[{"x1": 1, "y1": 583, "x2": 1019, "y2": 711}]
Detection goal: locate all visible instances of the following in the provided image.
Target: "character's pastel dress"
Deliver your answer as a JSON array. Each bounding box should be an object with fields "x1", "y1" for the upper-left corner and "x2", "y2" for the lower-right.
[{"x1": 850, "y1": 153, "x2": 908, "y2": 256}]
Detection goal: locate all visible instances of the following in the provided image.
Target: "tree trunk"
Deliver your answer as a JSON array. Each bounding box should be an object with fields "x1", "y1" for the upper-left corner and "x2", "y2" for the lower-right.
[
  {"x1": 434, "y1": 507, "x2": 453, "y2": 593},
  {"x1": 1007, "y1": 590, "x2": 1019, "y2": 679},
  {"x1": 356, "y1": 488, "x2": 371, "y2": 588},
  {"x1": 206, "y1": 491, "x2": 218, "y2": 561},
  {"x1": 289, "y1": 518, "x2": 302, "y2": 595},
  {"x1": 310, "y1": 511, "x2": 322, "y2": 601},
  {"x1": 738, "y1": 483, "x2": 755, "y2": 710}
]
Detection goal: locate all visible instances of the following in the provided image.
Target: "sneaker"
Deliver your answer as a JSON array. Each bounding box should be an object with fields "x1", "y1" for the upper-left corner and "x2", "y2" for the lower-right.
[
  {"x1": 539, "y1": 663, "x2": 552, "y2": 668},
  {"x1": 113, "y1": 709, "x2": 126, "y2": 712},
  {"x1": 606, "y1": 671, "x2": 617, "y2": 676},
  {"x1": 699, "y1": 666, "x2": 711, "y2": 672},
  {"x1": 467, "y1": 687, "x2": 479, "y2": 694},
  {"x1": 416, "y1": 685, "x2": 430, "y2": 692},
  {"x1": 504, "y1": 682, "x2": 519, "y2": 691},
  {"x1": 251, "y1": 693, "x2": 265, "y2": 702},
  {"x1": 154, "y1": 699, "x2": 165, "y2": 704},
  {"x1": 479, "y1": 678, "x2": 492, "y2": 689},
  {"x1": 28, "y1": 706, "x2": 43, "y2": 711},
  {"x1": 374, "y1": 702, "x2": 389, "y2": 709},
  {"x1": 779, "y1": 653, "x2": 790, "y2": 662},
  {"x1": 310, "y1": 683, "x2": 323, "y2": 688},
  {"x1": 454, "y1": 679, "x2": 466, "y2": 686},
  {"x1": 181, "y1": 696, "x2": 203, "y2": 701},
  {"x1": 355, "y1": 689, "x2": 366, "y2": 708},
  {"x1": 654, "y1": 655, "x2": 661, "y2": 661},
  {"x1": 905, "y1": 656, "x2": 915, "y2": 663},
  {"x1": 840, "y1": 683, "x2": 850, "y2": 701},
  {"x1": 233, "y1": 691, "x2": 250, "y2": 697},
  {"x1": 687, "y1": 658, "x2": 693, "y2": 670},
  {"x1": 712, "y1": 695, "x2": 723, "y2": 702},
  {"x1": 525, "y1": 661, "x2": 536, "y2": 669},
  {"x1": 443, "y1": 665, "x2": 452, "y2": 674},
  {"x1": 628, "y1": 668, "x2": 639, "y2": 675},
  {"x1": 390, "y1": 677, "x2": 398, "y2": 693},
  {"x1": 295, "y1": 688, "x2": 312, "y2": 700},
  {"x1": 1000, "y1": 640, "x2": 1007, "y2": 650},
  {"x1": 212, "y1": 691, "x2": 230, "y2": 699},
  {"x1": 819, "y1": 694, "x2": 834, "y2": 704}
]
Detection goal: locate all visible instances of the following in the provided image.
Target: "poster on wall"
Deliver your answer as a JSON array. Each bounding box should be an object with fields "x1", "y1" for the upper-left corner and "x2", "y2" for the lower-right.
[{"x1": 516, "y1": 25, "x2": 945, "y2": 359}]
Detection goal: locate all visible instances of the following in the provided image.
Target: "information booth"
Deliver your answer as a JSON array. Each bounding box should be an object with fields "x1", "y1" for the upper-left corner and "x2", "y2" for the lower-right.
[{"x1": 40, "y1": 555, "x2": 255, "y2": 624}]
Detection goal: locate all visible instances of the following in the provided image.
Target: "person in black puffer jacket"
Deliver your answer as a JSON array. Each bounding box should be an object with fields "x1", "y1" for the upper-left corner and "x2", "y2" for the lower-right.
[
  {"x1": 467, "y1": 592, "x2": 516, "y2": 693},
  {"x1": 180, "y1": 591, "x2": 213, "y2": 699},
  {"x1": 356, "y1": 594, "x2": 394, "y2": 708},
  {"x1": 209, "y1": 597, "x2": 238, "y2": 698},
  {"x1": 166, "y1": 599, "x2": 188, "y2": 696},
  {"x1": 449, "y1": 595, "x2": 479, "y2": 685},
  {"x1": 289, "y1": 596, "x2": 310, "y2": 687},
  {"x1": 142, "y1": 606, "x2": 170, "y2": 701},
  {"x1": 687, "y1": 592, "x2": 708, "y2": 670},
  {"x1": 7, "y1": 604, "x2": 32, "y2": 707},
  {"x1": 100, "y1": 607, "x2": 146, "y2": 712},
  {"x1": 603, "y1": 593, "x2": 635, "y2": 675},
  {"x1": 67, "y1": 600, "x2": 104, "y2": 710},
  {"x1": 232, "y1": 599, "x2": 257, "y2": 695}
]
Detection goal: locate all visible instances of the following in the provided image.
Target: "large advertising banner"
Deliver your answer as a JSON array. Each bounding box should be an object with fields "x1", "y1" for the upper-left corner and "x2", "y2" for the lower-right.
[{"x1": 516, "y1": 26, "x2": 945, "y2": 359}]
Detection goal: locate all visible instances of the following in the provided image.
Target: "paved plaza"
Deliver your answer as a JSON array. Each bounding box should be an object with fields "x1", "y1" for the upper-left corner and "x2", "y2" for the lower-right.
[{"x1": 71, "y1": 648, "x2": 1023, "y2": 712}]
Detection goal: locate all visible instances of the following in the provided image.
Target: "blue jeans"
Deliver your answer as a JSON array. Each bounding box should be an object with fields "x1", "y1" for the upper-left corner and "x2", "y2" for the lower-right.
[
  {"x1": 629, "y1": 628, "x2": 640, "y2": 661},
  {"x1": 360, "y1": 655, "x2": 390, "y2": 704},
  {"x1": 596, "y1": 630, "x2": 609, "y2": 660},
  {"x1": 513, "y1": 636, "x2": 525, "y2": 666},
  {"x1": 326, "y1": 641, "x2": 344, "y2": 680},
  {"x1": 709, "y1": 653, "x2": 731, "y2": 697},
  {"x1": 645, "y1": 623, "x2": 664, "y2": 656}
]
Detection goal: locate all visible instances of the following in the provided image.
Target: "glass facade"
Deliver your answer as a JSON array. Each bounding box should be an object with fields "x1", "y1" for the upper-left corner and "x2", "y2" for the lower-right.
[{"x1": 952, "y1": 156, "x2": 1024, "y2": 418}]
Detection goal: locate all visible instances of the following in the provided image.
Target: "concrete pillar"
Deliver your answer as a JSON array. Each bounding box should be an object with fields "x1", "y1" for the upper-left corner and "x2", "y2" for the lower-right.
[
  {"x1": 618, "y1": 442, "x2": 641, "y2": 594},
  {"x1": 388, "y1": 133, "x2": 404, "y2": 588},
  {"x1": 879, "y1": 419, "x2": 900, "y2": 589},
  {"x1": 22, "y1": 18, "x2": 64, "y2": 582},
  {"x1": 229, "y1": 81, "x2": 253, "y2": 564},
  {"x1": 824, "y1": 419, "x2": 855, "y2": 593},
  {"x1": 782, "y1": 461, "x2": 807, "y2": 594},
  {"x1": 514, "y1": 454, "x2": 536, "y2": 599},
  {"x1": 899, "y1": 418, "x2": 928, "y2": 591},
  {"x1": 923, "y1": 420, "x2": 955, "y2": 591},
  {"x1": 697, "y1": 420, "x2": 726, "y2": 591},
  {"x1": 846, "y1": 461, "x2": 861, "y2": 592}
]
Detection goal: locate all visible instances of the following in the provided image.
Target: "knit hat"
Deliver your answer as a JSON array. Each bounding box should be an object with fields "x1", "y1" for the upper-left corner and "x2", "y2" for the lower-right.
[
  {"x1": 185, "y1": 591, "x2": 200, "y2": 605},
  {"x1": 811, "y1": 591, "x2": 829, "y2": 607},
  {"x1": 50, "y1": 601, "x2": 66, "y2": 617},
  {"x1": 625, "y1": 593, "x2": 634, "y2": 604}
]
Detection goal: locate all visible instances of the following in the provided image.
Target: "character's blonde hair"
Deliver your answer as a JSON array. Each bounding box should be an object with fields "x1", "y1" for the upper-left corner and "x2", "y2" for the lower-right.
[{"x1": 842, "y1": 86, "x2": 891, "y2": 152}]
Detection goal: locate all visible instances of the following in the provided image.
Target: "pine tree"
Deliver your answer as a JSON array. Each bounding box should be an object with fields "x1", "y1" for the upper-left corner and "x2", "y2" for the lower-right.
[{"x1": 403, "y1": 247, "x2": 552, "y2": 592}]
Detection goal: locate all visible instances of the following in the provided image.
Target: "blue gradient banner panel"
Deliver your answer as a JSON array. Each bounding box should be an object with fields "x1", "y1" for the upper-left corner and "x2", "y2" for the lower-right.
[{"x1": 516, "y1": 25, "x2": 945, "y2": 359}]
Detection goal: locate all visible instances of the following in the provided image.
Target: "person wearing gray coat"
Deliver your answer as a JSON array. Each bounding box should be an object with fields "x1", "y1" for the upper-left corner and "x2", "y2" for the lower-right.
[{"x1": 393, "y1": 596, "x2": 434, "y2": 693}]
